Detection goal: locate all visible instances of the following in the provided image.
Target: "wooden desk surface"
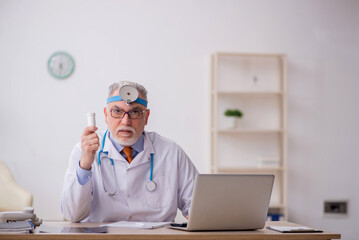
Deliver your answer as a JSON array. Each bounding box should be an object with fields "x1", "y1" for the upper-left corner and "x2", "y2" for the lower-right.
[{"x1": 0, "y1": 221, "x2": 341, "y2": 240}]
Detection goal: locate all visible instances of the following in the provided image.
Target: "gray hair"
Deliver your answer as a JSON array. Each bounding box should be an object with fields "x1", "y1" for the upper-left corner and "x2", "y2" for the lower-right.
[{"x1": 108, "y1": 81, "x2": 148, "y2": 102}]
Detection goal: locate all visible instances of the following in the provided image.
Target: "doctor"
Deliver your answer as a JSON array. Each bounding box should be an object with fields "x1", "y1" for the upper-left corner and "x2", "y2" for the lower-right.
[{"x1": 61, "y1": 81, "x2": 198, "y2": 223}]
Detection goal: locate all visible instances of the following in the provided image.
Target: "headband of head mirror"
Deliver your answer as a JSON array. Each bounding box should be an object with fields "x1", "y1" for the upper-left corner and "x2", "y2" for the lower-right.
[{"x1": 107, "y1": 85, "x2": 148, "y2": 107}]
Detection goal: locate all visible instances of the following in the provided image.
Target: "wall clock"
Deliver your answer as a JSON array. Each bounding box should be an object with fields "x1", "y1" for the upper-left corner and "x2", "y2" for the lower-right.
[{"x1": 48, "y1": 52, "x2": 75, "y2": 79}]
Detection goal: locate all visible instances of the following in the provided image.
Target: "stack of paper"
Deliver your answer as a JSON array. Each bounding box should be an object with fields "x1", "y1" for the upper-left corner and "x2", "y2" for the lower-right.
[
  {"x1": 267, "y1": 225, "x2": 323, "y2": 233},
  {"x1": 0, "y1": 220, "x2": 35, "y2": 233}
]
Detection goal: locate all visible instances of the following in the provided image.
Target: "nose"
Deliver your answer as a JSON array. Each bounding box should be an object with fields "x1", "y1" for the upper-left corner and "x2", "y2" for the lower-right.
[{"x1": 121, "y1": 112, "x2": 132, "y2": 125}]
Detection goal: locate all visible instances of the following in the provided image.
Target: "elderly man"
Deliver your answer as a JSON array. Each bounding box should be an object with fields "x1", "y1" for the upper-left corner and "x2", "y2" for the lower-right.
[{"x1": 61, "y1": 81, "x2": 198, "y2": 222}]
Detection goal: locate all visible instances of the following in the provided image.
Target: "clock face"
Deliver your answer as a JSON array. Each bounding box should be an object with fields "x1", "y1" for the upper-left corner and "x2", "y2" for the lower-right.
[{"x1": 48, "y1": 52, "x2": 75, "y2": 79}]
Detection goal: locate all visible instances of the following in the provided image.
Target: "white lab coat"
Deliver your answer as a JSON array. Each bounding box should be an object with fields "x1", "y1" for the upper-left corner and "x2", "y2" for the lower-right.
[{"x1": 61, "y1": 131, "x2": 198, "y2": 223}]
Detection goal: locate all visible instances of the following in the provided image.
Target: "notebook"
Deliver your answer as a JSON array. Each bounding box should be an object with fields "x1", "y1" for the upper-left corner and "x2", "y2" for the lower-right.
[{"x1": 170, "y1": 174, "x2": 274, "y2": 231}]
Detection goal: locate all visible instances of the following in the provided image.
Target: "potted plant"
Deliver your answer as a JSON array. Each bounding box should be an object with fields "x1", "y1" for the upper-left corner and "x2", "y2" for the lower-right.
[{"x1": 224, "y1": 109, "x2": 243, "y2": 129}]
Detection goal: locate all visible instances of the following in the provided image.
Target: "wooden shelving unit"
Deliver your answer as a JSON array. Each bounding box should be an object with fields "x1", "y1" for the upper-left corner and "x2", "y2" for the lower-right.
[{"x1": 210, "y1": 52, "x2": 287, "y2": 219}]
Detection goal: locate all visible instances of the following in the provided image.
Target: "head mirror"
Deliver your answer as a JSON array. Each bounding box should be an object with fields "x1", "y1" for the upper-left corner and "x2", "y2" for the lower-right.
[{"x1": 119, "y1": 85, "x2": 139, "y2": 103}]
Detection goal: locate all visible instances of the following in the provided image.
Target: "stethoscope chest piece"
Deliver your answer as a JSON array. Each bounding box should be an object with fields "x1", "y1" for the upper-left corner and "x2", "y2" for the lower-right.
[{"x1": 146, "y1": 180, "x2": 156, "y2": 192}]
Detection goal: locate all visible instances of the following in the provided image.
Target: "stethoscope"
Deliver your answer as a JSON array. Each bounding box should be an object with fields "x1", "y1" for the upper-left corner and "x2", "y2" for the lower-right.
[{"x1": 98, "y1": 129, "x2": 156, "y2": 196}]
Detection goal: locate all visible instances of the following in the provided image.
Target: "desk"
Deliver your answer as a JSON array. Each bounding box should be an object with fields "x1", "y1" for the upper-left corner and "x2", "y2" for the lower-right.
[{"x1": 0, "y1": 221, "x2": 340, "y2": 240}]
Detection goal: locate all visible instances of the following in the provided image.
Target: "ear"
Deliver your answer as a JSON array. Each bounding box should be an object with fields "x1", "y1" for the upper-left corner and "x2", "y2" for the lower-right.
[
  {"x1": 104, "y1": 107, "x2": 108, "y2": 124},
  {"x1": 144, "y1": 109, "x2": 150, "y2": 125}
]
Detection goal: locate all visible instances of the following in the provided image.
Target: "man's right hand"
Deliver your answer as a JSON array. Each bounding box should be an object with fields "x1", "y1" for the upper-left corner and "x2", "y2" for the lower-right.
[{"x1": 80, "y1": 126, "x2": 100, "y2": 170}]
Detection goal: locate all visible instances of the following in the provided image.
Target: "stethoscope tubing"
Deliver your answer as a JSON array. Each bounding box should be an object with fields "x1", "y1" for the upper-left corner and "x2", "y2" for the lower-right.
[{"x1": 97, "y1": 129, "x2": 155, "y2": 196}]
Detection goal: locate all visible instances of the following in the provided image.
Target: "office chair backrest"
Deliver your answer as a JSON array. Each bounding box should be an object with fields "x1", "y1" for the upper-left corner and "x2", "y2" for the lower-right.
[{"x1": 0, "y1": 160, "x2": 33, "y2": 211}]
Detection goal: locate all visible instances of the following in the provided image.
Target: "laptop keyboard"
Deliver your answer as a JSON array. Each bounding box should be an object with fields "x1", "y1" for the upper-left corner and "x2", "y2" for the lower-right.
[{"x1": 170, "y1": 223, "x2": 188, "y2": 228}]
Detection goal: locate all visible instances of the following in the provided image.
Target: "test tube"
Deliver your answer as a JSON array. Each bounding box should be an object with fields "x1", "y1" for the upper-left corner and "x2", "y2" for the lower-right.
[{"x1": 87, "y1": 113, "x2": 96, "y2": 127}]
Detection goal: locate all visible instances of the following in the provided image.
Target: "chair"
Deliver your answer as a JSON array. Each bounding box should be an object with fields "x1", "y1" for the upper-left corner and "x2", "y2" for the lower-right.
[{"x1": 0, "y1": 160, "x2": 33, "y2": 211}]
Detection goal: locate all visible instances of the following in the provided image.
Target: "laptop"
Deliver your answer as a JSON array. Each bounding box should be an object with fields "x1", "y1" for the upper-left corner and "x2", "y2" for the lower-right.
[{"x1": 170, "y1": 174, "x2": 274, "y2": 231}]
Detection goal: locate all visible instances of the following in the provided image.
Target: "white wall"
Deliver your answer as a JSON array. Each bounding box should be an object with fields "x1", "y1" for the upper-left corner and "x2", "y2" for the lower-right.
[{"x1": 0, "y1": 0, "x2": 358, "y2": 239}]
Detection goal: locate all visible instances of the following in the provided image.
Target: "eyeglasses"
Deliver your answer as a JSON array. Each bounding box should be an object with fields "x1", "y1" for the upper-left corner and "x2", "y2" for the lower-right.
[{"x1": 110, "y1": 109, "x2": 146, "y2": 119}]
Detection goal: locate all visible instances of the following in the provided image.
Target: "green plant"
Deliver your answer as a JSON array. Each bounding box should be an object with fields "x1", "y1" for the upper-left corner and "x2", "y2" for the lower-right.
[{"x1": 224, "y1": 109, "x2": 243, "y2": 118}]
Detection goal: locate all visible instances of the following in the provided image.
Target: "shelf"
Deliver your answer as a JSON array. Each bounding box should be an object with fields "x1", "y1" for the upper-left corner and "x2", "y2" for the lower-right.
[
  {"x1": 269, "y1": 203, "x2": 286, "y2": 209},
  {"x1": 212, "y1": 129, "x2": 285, "y2": 134},
  {"x1": 215, "y1": 52, "x2": 285, "y2": 58},
  {"x1": 215, "y1": 167, "x2": 284, "y2": 174},
  {"x1": 212, "y1": 91, "x2": 284, "y2": 96},
  {"x1": 211, "y1": 52, "x2": 287, "y2": 219}
]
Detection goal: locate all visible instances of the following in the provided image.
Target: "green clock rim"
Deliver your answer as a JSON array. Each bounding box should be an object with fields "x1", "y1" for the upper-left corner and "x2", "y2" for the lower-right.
[{"x1": 48, "y1": 51, "x2": 75, "y2": 79}]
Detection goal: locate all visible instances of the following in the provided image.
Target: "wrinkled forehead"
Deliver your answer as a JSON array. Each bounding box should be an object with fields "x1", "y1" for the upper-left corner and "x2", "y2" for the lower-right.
[{"x1": 107, "y1": 102, "x2": 145, "y2": 111}]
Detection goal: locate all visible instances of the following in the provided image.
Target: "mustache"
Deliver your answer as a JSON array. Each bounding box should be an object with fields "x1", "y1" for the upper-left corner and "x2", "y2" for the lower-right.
[{"x1": 116, "y1": 126, "x2": 136, "y2": 134}]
